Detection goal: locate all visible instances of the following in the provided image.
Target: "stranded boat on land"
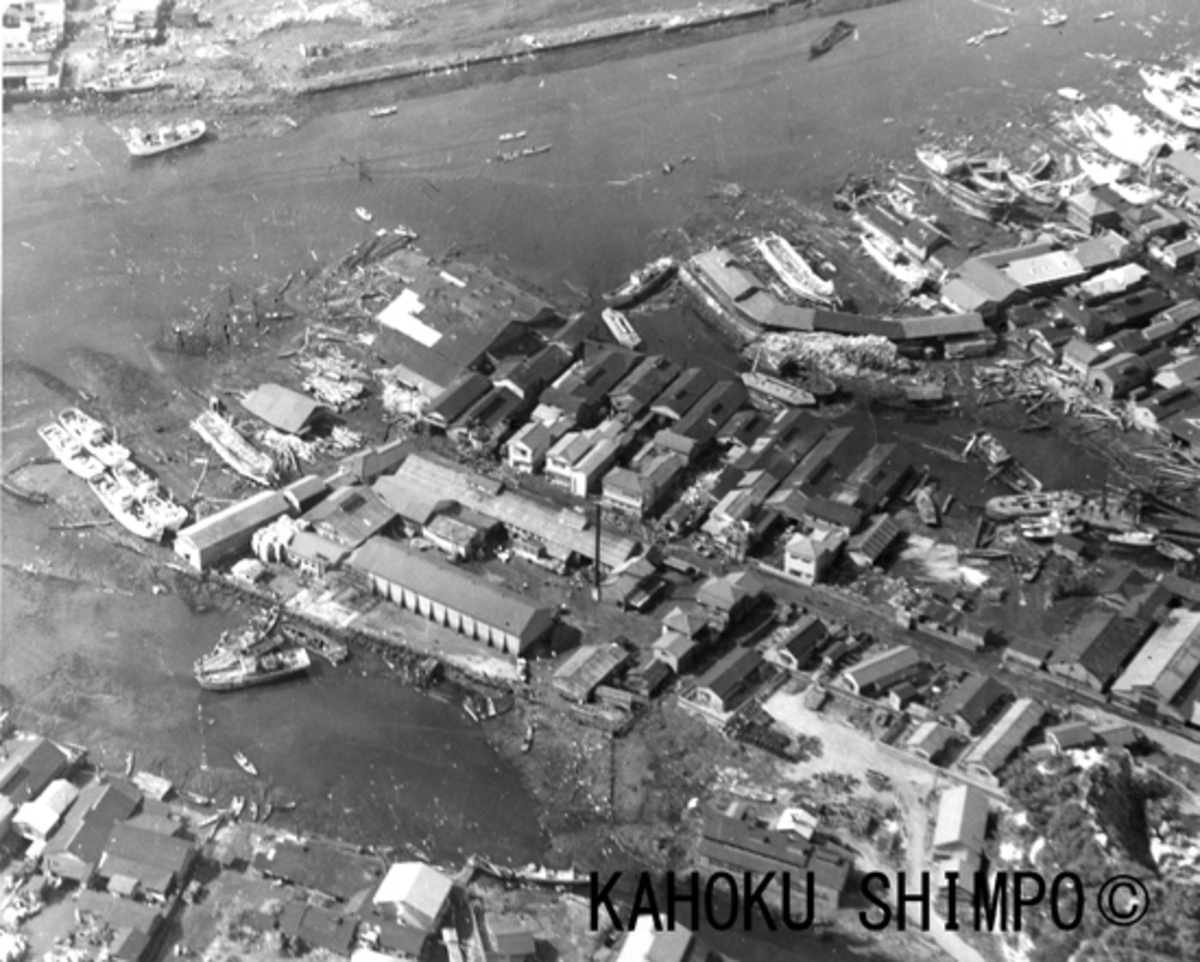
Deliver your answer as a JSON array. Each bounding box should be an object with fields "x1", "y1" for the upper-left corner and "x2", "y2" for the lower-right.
[
  {"x1": 86, "y1": 69, "x2": 166, "y2": 95},
  {"x1": 600, "y1": 308, "x2": 642, "y2": 349},
  {"x1": 754, "y1": 234, "x2": 837, "y2": 305},
  {"x1": 37, "y1": 423, "x2": 107, "y2": 481},
  {"x1": 88, "y1": 472, "x2": 163, "y2": 541},
  {"x1": 125, "y1": 120, "x2": 206, "y2": 157},
  {"x1": 280, "y1": 622, "x2": 349, "y2": 666},
  {"x1": 191, "y1": 407, "x2": 276, "y2": 486},
  {"x1": 986, "y1": 490, "x2": 1084, "y2": 520},
  {"x1": 59, "y1": 408, "x2": 130, "y2": 467},
  {"x1": 741, "y1": 370, "x2": 816, "y2": 407}
]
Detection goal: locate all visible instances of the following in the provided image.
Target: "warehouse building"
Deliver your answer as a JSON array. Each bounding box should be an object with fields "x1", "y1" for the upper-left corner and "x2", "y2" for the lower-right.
[
  {"x1": 350, "y1": 538, "x2": 555, "y2": 655},
  {"x1": 173, "y1": 490, "x2": 293, "y2": 571}
]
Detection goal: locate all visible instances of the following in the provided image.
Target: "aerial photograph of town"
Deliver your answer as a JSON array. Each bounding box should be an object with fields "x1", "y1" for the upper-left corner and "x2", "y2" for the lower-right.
[{"x1": 3, "y1": 0, "x2": 1200, "y2": 960}]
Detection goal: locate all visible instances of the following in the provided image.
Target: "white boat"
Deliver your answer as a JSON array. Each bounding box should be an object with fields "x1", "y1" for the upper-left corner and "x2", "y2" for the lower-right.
[
  {"x1": 1075, "y1": 105, "x2": 1178, "y2": 167},
  {"x1": 191, "y1": 408, "x2": 276, "y2": 486},
  {"x1": 986, "y1": 490, "x2": 1084, "y2": 520},
  {"x1": 37, "y1": 423, "x2": 106, "y2": 480},
  {"x1": 87, "y1": 472, "x2": 163, "y2": 541},
  {"x1": 142, "y1": 491, "x2": 189, "y2": 532},
  {"x1": 355, "y1": 207, "x2": 373, "y2": 222},
  {"x1": 1108, "y1": 529, "x2": 1159, "y2": 547},
  {"x1": 600, "y1": 307, "x2": 642, "y2": 349},
  {"x1": 1139, "y1": 64, "x2": 1200, "y2": 108},
  {"x1": 754, "y1": 234, "x2": 837, "y2": 305},
  {"x1": 1057, "y1": 87, "x2": 1086, "y2": 103},
  {"x1": 1042, "y1": 13, "x2": 1067, "y2": 27},
  {"x1": 368, "y1": 105, "x2": 398, "y2": 118},
  {"x1": 1094, "y1": 11, "x2": 1114, "y2": 21},
  {"x1": 125, "y1": 120, "x2": 206, "y2": 157},
  {"x1": 1143, "y1": 85, "x2": 1200, "y2": 131},
  {"x1": 741, "y1": 370, "x2": 816, "y2": 407},
  {"x1": 85, "y1": 69, "x2": 166, "y2": 95},
  {"x1": 498, "y1": 130, "x2": 527, "y2": 142},
  {"x1": 858, "y1": 232, "x2": 929, "y2": 292},
  {"x1": 233, "y1": 751, "x2": 258, "y2": 777},
  {"x1": 59, "y1": 408, "x2": 130, "y2": 466},
  {"x1": 113, "y1": 460, "x2": 158, "y2": 499},
  {"x1": 1018, "y1": 511, "x2": 1083, "y2": 540},
  {"x1": 1076, "y1": 151, "x2": 1130, "y2": 187}
]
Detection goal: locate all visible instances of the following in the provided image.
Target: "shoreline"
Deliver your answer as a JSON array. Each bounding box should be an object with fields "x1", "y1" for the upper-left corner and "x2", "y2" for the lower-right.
[{"x1": 4, "y1": 0, "x2": 902, "y2": 123}]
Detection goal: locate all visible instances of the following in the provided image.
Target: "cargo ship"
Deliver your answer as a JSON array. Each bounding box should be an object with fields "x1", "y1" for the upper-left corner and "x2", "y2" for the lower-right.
[
  {"x1": 194, "y1": 647, "x2": 311, "y2": 692},
  {"x1": 809, "y1": 20, "x2": 855, "y2": 58},
  {"x1": 37, "y1": 423, "x2": 107, "y2": 481}
]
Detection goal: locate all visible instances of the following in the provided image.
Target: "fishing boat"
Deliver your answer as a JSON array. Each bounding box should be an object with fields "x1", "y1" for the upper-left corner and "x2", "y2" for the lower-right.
[
  {"x1": 113, "y1": 460, "x2": 158, "y2": 499},
  {"x1": 741, "y1": 350, "x2": 817, "y2": 408},
  {"x1": 355, "y1": 207, "x2": 374, "y2": 222},
  {"x1": 88, "y1": 472, "x2": 163, "y2": 541},
  {"x1": 602, "y1": 256, "x2": 677, "y2": 308},
  {"x1": 195, "y1": 647, "x2": 311, "y2": 691},
  {"x1": 229, "y1": 795, "x2": 246, "y2": 817},
  {"x1": 368, "y1": 105, "x2": 398, "y2": 118},
  {"x1": 915, "y1": 487, "x2": 941, "y2": 526},
  {"x1": 498, "y1": 130, "x2": 527, "y2": 142},
  {"x1": 600, "y1": 307, "x2": 643, "y2": 349},
  {"x1": 190, "y1": 408, "x2": 276, "y2": 487},
  {"x1": 233, "y1": 752, "x2": 256, "y2": 778},
  {"x1": 1094, "y1": 10, "x2": 1114, "y2": 20},
  {"x1": 142, "y1": 491, "x2": 189, "y2": 532},
  {"x1": 754, "y1": 234, "x2": 837, "y2": 305},
  {"x1": 1108, "y1": 529, "x2": 1159, "y2": 547},
  {"x1": 1142, "y1": 84, "x2": 1200, "y2": 131},
  {"x1": 1076, "y1": 151, "x2": 1130, "y2": 187},
  {"x1": 59, "y1": 408, "x2": 130, "y2": 466},
  {"x1": 1042, "y1": 12, "x2": 1068, "y2": 27},
  {"x1": 1139, "y1": 64, "x2": 1200, "y2": 107},
  {"x1": 37, "y1": 423, "x2": 107, "y2": 480},
  {"x1": 1057, "y1": 87, "x2": 1086, "y2": 103},
  {"x1": 247, "y1": 800, "x2": 259, "y2": 821},
  {"x1": 1018, "y1": 511, "x2": 1083, "y2": 540},
  {"x1": 515, "y1": 864, "x2": 591, "y2": 887},
  {"x1": 260, "y1": 802, "x2": 274, "y2": 822},
  {"x1": 522, "y1": 723, "x2": 534, "y2": 753},
  {"x1": 85, "y1": 69, "x2": 166, "y2": 95},
  {"x1": 809, "y1": 19, "x2": 855, "y2": 58},
  {"x1": 786, "y1": 365, "x2": 838, "y2": 399},
  {"x1": 1156, "y1": 540, "x2": 1196, "y2": 563},
  {"x1": 963, "y1": 431, "x2": 1012, "y2": 466},
  {"x1": 196, "y1": 609, "x2": 284, "y2": 675},
  {"x1": 125, "y1": 120, "x2": 206, "y2": 157},
  {"x1": 985, "y1": 490, "x2": 1084, "y2": 520},
  {"x1": 858, "y1": 233, "x2": 930, "y2": 291},
  {"x1": 279, "y1": 622, "x2": 349, "y2": 665},
  {"x1": 915, "y1": 148, "x2": 1019, "y2": 221},
  {"x1": 1074, "y1": 105, "x2": 1177, "y2": 167}
]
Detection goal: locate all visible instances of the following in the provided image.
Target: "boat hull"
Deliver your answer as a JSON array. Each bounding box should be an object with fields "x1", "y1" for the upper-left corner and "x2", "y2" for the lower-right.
[
  {"x1": 602, "y1": 258, "x2": 677, "y2": 308},
  {"x1": 126, "y1": 121, "x2": 207, "y2": 157}
]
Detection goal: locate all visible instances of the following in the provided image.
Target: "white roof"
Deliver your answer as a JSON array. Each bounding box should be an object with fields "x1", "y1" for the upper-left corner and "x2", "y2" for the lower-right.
[
  {"x1": 615, "y1": 914, "x2": 693, "y2": 962},
  {"x1": 374, "y1": 862, "x2": 453, "y2": 930},
  {"x1": 378, "y1": 289, "x2": 442, "y2": 347},
  {"x1": 933, "y1": 784, "x2": 989, "y2": 854},
  {"x1": 1112, "y1": 607, "x2": 1200, "y2": 700}
]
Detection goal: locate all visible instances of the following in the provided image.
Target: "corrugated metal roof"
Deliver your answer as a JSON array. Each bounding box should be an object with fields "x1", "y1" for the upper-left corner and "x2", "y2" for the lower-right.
[
  {"x1": 844, "y1": 645, "x2": 920, "y2": 691},
  {"x1": 177, "y1": 490, "x2": 292, "y2": 553},
  {"x1": 1112, "y1": 607, "x2": 1200, "y2": 701},
  {"x1": 350, "y1": 538, "x2": 554, "y2": 647},
  {"x1": 963, "y1": 698, "x2": 1044, "y2": 773},
  {"x1": 932, "y1": 784, "x2": 989, "y2": 854},
  {"x1": 694, "y1": 647, "x2": 762, "y2": 703},
  {"x1": 241, "y1": 383, "x2": 325, "y2": 435}
]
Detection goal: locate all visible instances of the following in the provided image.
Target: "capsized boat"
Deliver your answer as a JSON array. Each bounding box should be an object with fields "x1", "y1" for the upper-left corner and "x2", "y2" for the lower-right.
[
  {"x1": 37, "y1": 423, "x2": 107, "y2": 481},
  {"x1": 810, "y1": 19, "x2": 855, "y2": 58},
  {"x1": 602, "y1": 256, "x2": 677, "y2": 308},
  {"x1": 125, "y1": 120, "x2": 206, "y2": 157},
  {"x1": 191, "y1": 408, "x2": 276, "y2": 487},
  {"x1": 985, "y1": 490, "x2": 1084, "y2": 520},
  {"x1": 754, "y1": 234, "x2": 837, "y2": 305},
  {"x1": 196, "y1": 647, "x2": 311, "y2": 691},
  {"x1": 59, "y1": 408, "x2": 130, "y2": 466},
  {"x1": 87, "y1": 472, "x2": 163, "y2": 541}
]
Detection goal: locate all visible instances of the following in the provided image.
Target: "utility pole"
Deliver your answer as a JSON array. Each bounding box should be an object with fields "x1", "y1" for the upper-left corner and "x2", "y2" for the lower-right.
[{"x1": 593, "y1": 501, "x2": 602, "y2": 602}]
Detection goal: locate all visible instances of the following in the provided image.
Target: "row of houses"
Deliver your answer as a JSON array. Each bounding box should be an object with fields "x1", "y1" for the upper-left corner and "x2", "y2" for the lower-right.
[{"x1": 1002, "y1": 576, "x2": 1200, "y2": 726}]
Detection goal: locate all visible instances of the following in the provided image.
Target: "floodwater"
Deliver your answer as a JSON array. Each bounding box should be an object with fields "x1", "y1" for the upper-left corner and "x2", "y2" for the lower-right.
[{"x1": 2, "y1": 0, "x2": 1196, "y2": 955}]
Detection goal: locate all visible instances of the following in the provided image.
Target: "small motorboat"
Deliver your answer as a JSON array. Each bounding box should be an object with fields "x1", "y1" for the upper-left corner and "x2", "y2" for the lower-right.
[
  {"x1": 233, "y1": 751, "x2": 258, "y2": 777},
  {"x1": 1108, "y1": 530, "x2": 1158, "y2": 548},
  {"x1": 1094, "y1": 11, "x2": 1115, "y2": 21},
  {"x1": 355, "y1": 207, "x2": 373, "y2": 223},
  {"x1": 229, "y1": 795, "x2": 245, "y2": 819},
  {"x1": 522, "y1": 723, "x2": 535, "y2": 753},
  {"x1": 498, "y1": 130, "x2": 527, "y2": 142},
  {"x1": 1057, "y1": 87, "x2": 1085, "y2": 103},
  {"x1": 1042, "y1": 12, "x2": 1068, "y2": 27},
  {"x1": 247, "y1": 800, "x2": 259, "y2": 822},
  {"x1": 368, "y1": 105, "x2": 398, "y2": 118}
]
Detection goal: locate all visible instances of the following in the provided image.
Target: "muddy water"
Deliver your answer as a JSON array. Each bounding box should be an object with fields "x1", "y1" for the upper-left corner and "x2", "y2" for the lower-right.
[{"x1": 2, "y1": 0, "x2": 1195, "y2": 948}]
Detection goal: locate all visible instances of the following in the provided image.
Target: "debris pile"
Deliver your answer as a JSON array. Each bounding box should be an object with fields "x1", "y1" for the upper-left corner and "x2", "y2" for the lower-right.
[{"x1": 760, "y1": 332, "x2": 914, "y2": 379}]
